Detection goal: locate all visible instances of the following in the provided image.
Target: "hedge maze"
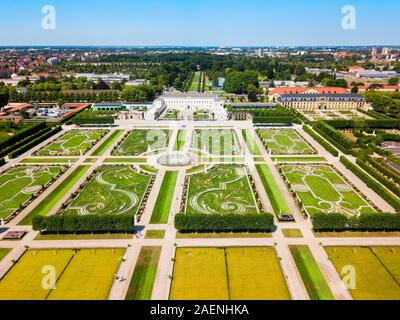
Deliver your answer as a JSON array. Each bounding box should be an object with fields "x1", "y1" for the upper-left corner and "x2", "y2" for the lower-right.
[
  {"x1": 279, "y1": 164, "x2": 375, "y2": 217},
  {"x1": 37, "y1": 129, "x2": 107, "y2": 156},
  {"x1": 0, "y1": 166, "x2": 64, "y2": 221}
]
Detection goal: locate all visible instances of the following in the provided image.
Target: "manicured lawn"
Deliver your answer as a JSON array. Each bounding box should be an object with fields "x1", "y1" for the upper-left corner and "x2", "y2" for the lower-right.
[
  {"x1": 63, "y1": 166, "x2": 151, "y2": 216},
  {"x1": 176, "y1": 232, "x2": 272, "y2": 239},
  {"x1": 19, "y1": 166, "x2": 90, "y2": 225},
  {"x1": 256, "y1": 164, "x2": 290, "y2": 215},
  {"x1": 242, "y1": 129, "x2": 262, "y2": 155},
  {"x1": 150, "y1": 171, "x2": 178, "y2": 224},
  {"x1": 139, "y1": 165, "x2": 159, "y2": 174},
  {"x1": 174, "y1": 130, "x2": 187, "y2": 151},
  {"x1": 0, "y1": 166, "x2": 63, "y2": 220},
  {"x1": 186, "y1": 165, "x2": 208, "y2": 175},
  {"x1": 0, "y1": 248, "x2": 11, "y2": 262},
  {"x1": 103, "y1": 157, "x2": 147, "y2": 163},
  {"x1": 192, "y1": 129, "x2": 240, "y2": 155},
  {"x1": 272, "y1": 157, "x2": 327, "y2": 163},
  {"x1": 258, "y1": 129, "x2": 315, "y2": 155},
  {"x1": 314, "y1": 231, "x2": 400, "y2": 238},
  {"x1": 145, "y1": 230, "x2": 166, "y2": 239},
  {"x1": 185, "y1": 165, "x2": 259, "y2": 215},
  {"x1": 0, "y1": 248, "x2": 124, "y2": 300},
  {"x1": 170, "y1": 247, "x2": 290, "y2": 300},
  {"x1": 91, "y1": 130, "x2": 124, "y2": 156},
  {"x1": 125, "y1": 247, "x2": 161, "y2": 300},
  {"x1": 280, "y1": 164, "x2": 375, "y2": 217},
  {"x1": 37, "y1": 130, "x2": 107, "y2": 156},
  {"x1": 290, "y1": 246, "x2": 334, "y2": 300},
  {"x1": 189, "y1": 71, "x2": 201, "y2": 91},
  {"x1": 114, "y1": 130, "x2": 170, "y2": 156},
  {"x1": 325, "y1": 246, "x2": 400, "y2": 300},
  {"x1": 282, "y1": 229, "x2": 303, "y2": 238},
  {"x1": 20, "y1": 158, "x2": 78, "y2": 164}
]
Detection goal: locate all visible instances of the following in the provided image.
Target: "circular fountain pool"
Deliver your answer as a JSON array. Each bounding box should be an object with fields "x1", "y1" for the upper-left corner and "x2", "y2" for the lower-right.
[{"x1": 157, "y1": 152, "x2": 192, "y2": 167}]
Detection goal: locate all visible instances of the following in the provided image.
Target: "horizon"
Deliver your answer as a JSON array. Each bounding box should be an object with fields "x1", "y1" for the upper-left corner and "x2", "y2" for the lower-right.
[{"x1": 0, "y1": 0, "x2": 399, "y2": 46}]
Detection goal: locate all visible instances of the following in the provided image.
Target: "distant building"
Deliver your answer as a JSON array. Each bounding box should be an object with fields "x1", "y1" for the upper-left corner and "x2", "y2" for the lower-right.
[
  {"x1": 75, "y1": 73, "x2": 130, "y2": 84},
  {"x1": 92, "y1": 102, "x2": 152, "y2": 111},
  {"x1": 278, "y1": 94, "x2": 367, "y2": 110},
  {"x1": 268, "y1": 87, "x2": 347, "y2": 102},
  {"x1": 125, "y1": 79, "x2": 148, "y2": 86}
]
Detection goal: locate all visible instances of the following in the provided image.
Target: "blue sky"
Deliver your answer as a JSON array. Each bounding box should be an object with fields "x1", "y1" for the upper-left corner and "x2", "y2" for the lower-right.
[{"x1": 0, "y1": 0, "x2": 399, "y2": 46}]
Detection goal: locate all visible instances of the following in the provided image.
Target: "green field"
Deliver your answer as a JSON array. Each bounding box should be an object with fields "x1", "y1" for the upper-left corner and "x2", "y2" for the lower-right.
[
  {"x1": 242, "y1": 129, "x2": 262, "y2": 155},
  {"x1": 91, "y1": 130, "x2": 124, "y2": 156},
  {"x1": 0, "y1": 248, "x2": 124, "y2": 300},
  {"x1": 290, "y1": 246, "x2": 334, "y2": 300},
  {"x1": 20, "y1": 158, "x2": 78, "y2": 164},
  {"x1": 103, "y1": 158, "x2": 147, "y2": 163},
  {"x1": 280, "y1": 164, "x2": 375, "y2": 217},
  {"x1": 114, "y1": 130, "x2": 170, "y2": 156},
  {"x1": 174, "y1": 130, "x2": 187, "y2": 151},
  {"x1": 125, "y1": 247, "x2": 161, "y2": 300},
  {"x1": 63, "y1": 166, "x2": 151, "y2": 216},
  {"x1": 19, "y1": 166, "x2": 90, "y2": 225},
  {"x1": 325, "y1": 246, "x2": 400, "y2": 300},
  {"x1": 150, "y1": 171, "x2": 178, "y2": 224},
  {"x1": 145, "y1": 230, "x2": 166, "y2": 239},
  {"x1": 272, "y1": 157, "x2": 327, "y2": 163},
  {"x1": 0, "y1": 249, "x2": 11, "y2": 262},
  {"x1": 37, "y1": 130, "x2": 107, "y2": 156},
  {"x1": 185, "y1": 165, "x2": 259, "y2": 215},
  {"x1": 256, "y1": 164, "x2": 290, "y2": 215},
  {"x1": 192, "y1": 129, "x2": 240, "y2": 156},
  {"x1": 258, "y1": 129, "x2": 315, "y2": 155},
  {"x1": 0, "y1": 166, "x2": 63, "y2": 220},
  {"x1": 170, "y1": 247, "x2": 290, "y2": 300},
  {"x1": 189, "y1": 71, "x2": 201, "y2": 92},
  {"x1": 0, "y1": 122, "x2": 35, "y2": 144}
]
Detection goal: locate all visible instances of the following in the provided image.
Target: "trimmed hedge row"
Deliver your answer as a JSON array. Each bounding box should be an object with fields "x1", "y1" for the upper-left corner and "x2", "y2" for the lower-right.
[
  {"x1": 313, "y1": 212, "x2": 400, "y2": 231},
  {"x1": 366, "y1": 157, "x2": 400, "y2": 185},
  {"x1": 313, "y1": 122, "x2": 354, "y2": 154},
  {"x1": 340, "y1": 156, "x2": 400, "y2": 211},
  {"x1": 303, "y1": 125, "x2": 339, "y2": 157},
  {"x1": 32, "y1": 214, "x2": 135, "y2": 233},
  {"x1": 0, "y1": 122, "x2": 47, "y2": 151},
  {"x1": 175, "y1": 213, "x2": 274, "y2": 232},
  {"x1": 0, "y1": 126, "x2": 51, "y2": 158},
  {"x1": 325, "y1": 119, "x2": 400, "y2": 129},
  {"x1": 72, "y1": 117, "x2": 114, "y2": 125},
  {"x1": 8, "y1": 126, "x2": 62, "y2": 159},
  {"x1": 253, "y1": 116, "x2": 295, "y2": 124},
  {"x1": 0, "y1": 158, "x2": 5, "y2": 167},
  {"x1": 356, "y1": 158, "x2": 400, "y2": 198}
]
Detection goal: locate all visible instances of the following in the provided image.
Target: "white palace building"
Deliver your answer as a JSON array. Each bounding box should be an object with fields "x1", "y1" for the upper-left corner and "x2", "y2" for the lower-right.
[{"x1": 145, "y1": 92, "x2": 228, "y2": 121}]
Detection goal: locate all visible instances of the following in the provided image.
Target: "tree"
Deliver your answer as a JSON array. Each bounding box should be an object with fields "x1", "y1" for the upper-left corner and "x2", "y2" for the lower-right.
[
  {"x1": 351, "y1": 86, "x2": 359, "y2": 94},
  {"x1": 247, "y1": 84, "x2": 260, "y2": 102},
  {"x1": 388, "y1": 77, "x2": 399, "y2": 86}
]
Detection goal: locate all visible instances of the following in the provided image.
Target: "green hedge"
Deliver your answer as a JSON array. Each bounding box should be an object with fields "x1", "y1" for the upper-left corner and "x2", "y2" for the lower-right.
[
  {"x1": 253, "y1": 116, "x2": 295, "y2": 124},
  {"x1": 340, "y1": 156, "x2": 400, "y2": 211},
  {"x1": 0, "y1": 122, "x2": 47, "y2": 151},
  {"x1": 0, "y1": 126, "x2": 51, "y2": 158},
  {"x1": 356, "y1": 158, "x2": 400, "y2": 198},
  {"x1": 72, "y1": 117, "x2": 114, "y2": 125},
  {"x1": 175, "y1": 213, "x2": 274, "y2": 232},
  {"x1": 8, "y1": 127, "x2": 62, "y2": 159},
  {"x1": 0, "y1": 158, "x2": 5, "y2": 167},
  {"x1": 313, "y1": 122, "x2": 353, "y2": 154},
  {"x1": 303, "y1": 125, "x2": 339, "y2": 157},
  {"x1": 32, "y1": 214, "x2": 134, "y2": 233},
  {"x1": 366, "y1": 157, "x2": 400, "y2": 185},
  {"x1": 313, "y1": 212, "x2": 400, "y2": 231}
]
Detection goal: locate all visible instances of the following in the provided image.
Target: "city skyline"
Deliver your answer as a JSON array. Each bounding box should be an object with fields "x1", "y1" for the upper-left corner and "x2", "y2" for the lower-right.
[{"x1": 0, "y1": 0, "x2": 399, "y2": 46}]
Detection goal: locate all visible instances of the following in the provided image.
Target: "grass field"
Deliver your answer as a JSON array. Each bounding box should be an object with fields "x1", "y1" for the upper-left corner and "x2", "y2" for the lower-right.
[
  {"x1": 0, "y1": 248, "x2": 124, "y2": 300},
  {"x1": 91, "y1": 130, "x2": 124, "y2": 156},
  {"x1": 280, "y1": 164, "x2": 375, "y2": 217},
  {"x1": 150, "y1": 171, "x2": 178, "y2": 224},
  {"x1": 174, "y1": 130, "x2": 187, "y2": 151},
  {"x1": 192, "y1": 129, "x2": 240, "y2": 156},
  {"x1": 256, "y1": 164, "x2": 290, "y2": 215},
  {"x1": 0, "y1": 249, "x2": 11, "y2": 262},
  {"x1": 145, "y1": 230, "x2": 166, "y2": 239},
  {"x1": 282, "y1": 229, "x2": 303, "y2": 238},
  {"x1": 63, "y1": 166, "x2": 151, "y2": 216},
  {"x1": 258, "y1": 129, "x2": 315, "y2": 155},
  {"x1": 185, "y1": 165, "x2": 259, "y2": 215},
  {"x1": 20, "y1": 158, "x2": 78, "y2": 164},
  {"x1": 37, "y1": 130, "x2": 106, "y2": 156},
  {"x1": 325, "y1": 246, "x2": 400, "y2": 300},
  {"x1": 290, "y1": 246, "x2": 334, "y2": 300},
  {"x1": 189, "y1": 71, "x2": 201, "y2": 92},
  {"x1": 170, "y1": 247, "x2": 290, "y2": 300},
  {"x1": 114, "y1": 130, "x2": 170, "y2": 156},
  {"x1": 0, "y1": 166, "x2": 63, "y2": 220},
  {"x1": 125, "y1": 247, "x2": 161, "y2": 300},
  {"x1": 103, "y1": 158, "x2": 147, "y2": 163},
  {"x1": 19, "y1": 166, "x2": 90, "y2": 225},
  {"x1": 242, "y1": 130, "x2": 262, "y2": 155}
]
